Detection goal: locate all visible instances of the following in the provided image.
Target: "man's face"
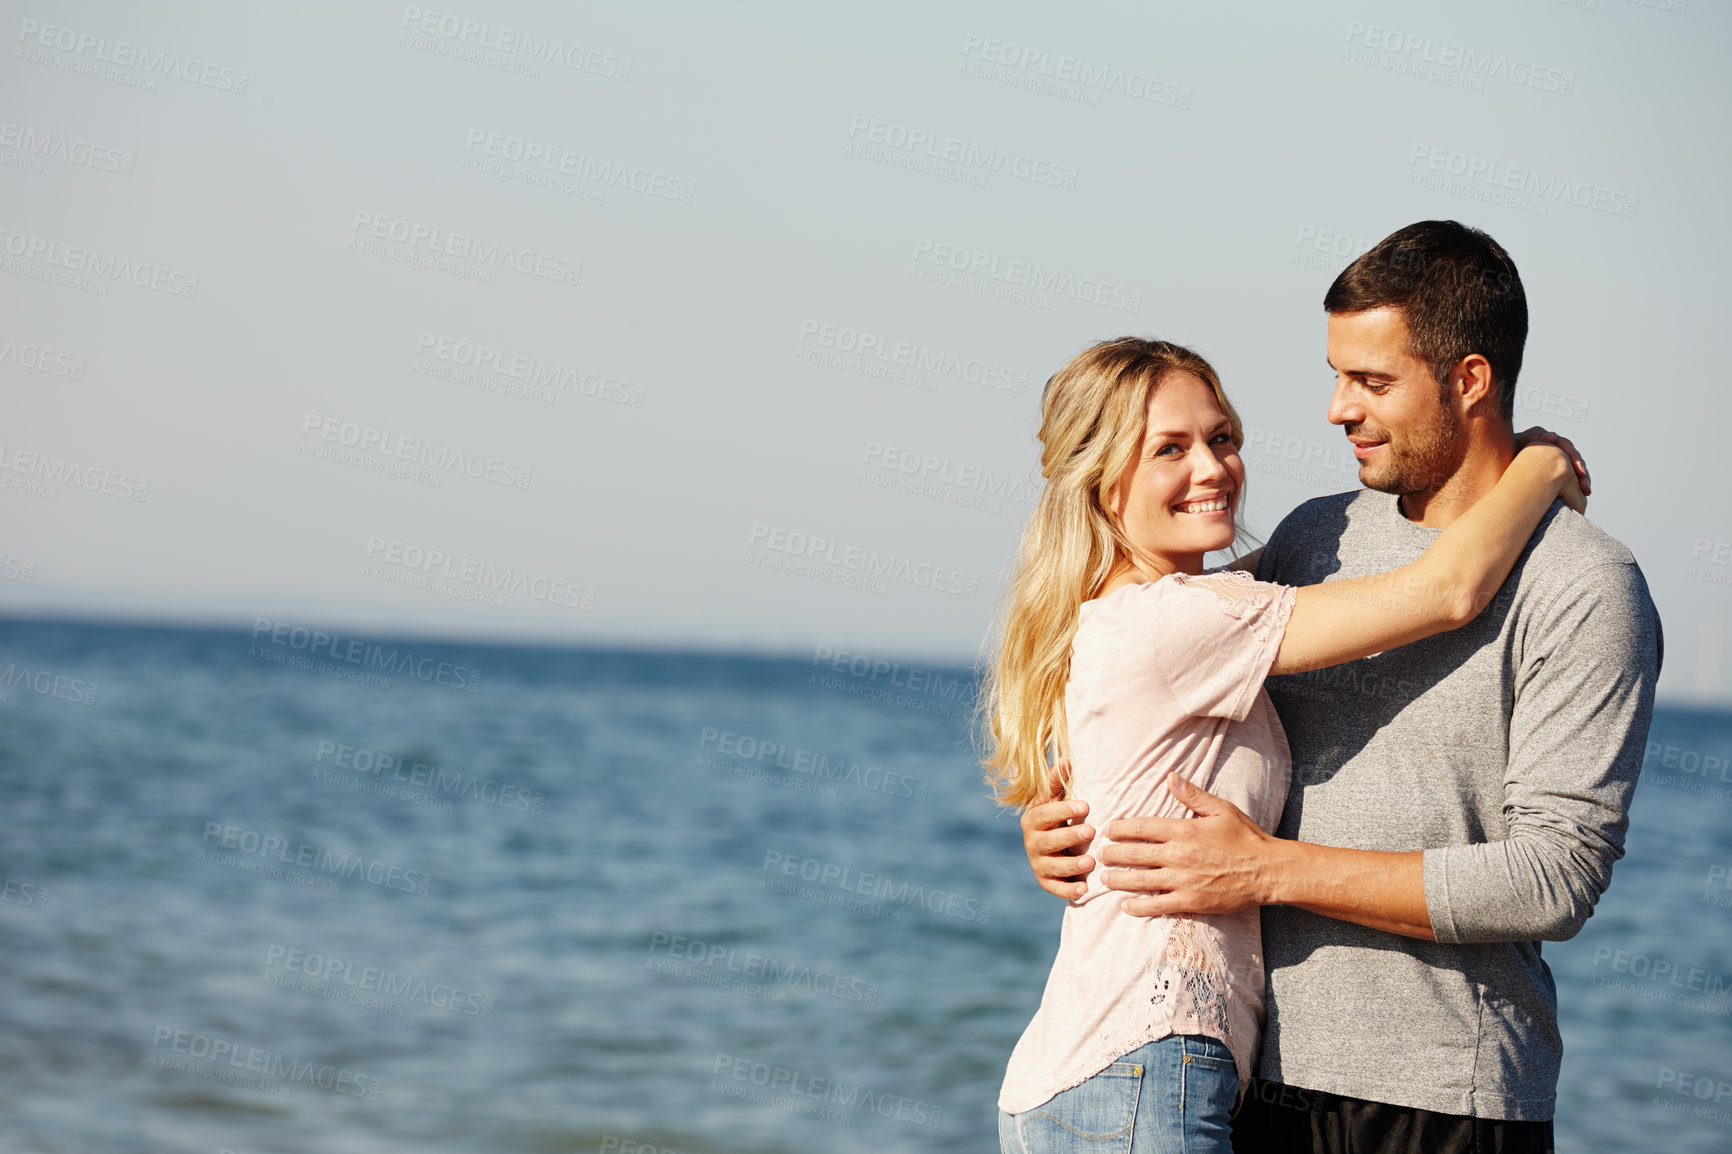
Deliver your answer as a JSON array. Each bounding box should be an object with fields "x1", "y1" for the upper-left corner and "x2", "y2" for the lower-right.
[{"x1": 1324, "y1": 307, "x2": 1465, "y2": 497}]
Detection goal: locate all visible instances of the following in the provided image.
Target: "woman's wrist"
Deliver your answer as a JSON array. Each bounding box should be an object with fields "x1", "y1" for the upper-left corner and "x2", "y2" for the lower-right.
[{"x1": 1515, "y1": 443, "x2": 1570, "y2": 487}]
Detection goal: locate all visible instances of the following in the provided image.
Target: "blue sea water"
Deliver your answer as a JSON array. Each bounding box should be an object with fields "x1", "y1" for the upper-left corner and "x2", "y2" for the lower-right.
[{"x1": 0, "y1": 617, "x2": 1727, "y2": 1153}]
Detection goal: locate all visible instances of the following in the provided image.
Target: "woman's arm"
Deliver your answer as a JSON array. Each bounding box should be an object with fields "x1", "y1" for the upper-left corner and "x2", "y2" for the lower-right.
[{"x1": 1269, "y1": 445, "x2": 1575, "y2": 676}]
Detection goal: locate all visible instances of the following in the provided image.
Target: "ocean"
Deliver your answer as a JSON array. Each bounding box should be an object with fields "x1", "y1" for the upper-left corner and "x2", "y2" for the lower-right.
[{"x1": 0, "y1": 617, "x2": 1727, "y2": 1153}]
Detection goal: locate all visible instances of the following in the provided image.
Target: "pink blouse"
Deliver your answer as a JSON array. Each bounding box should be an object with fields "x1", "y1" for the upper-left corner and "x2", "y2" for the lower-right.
[{"x1": 999, "y1": 570, "x2": 1297, "y2": 1113}]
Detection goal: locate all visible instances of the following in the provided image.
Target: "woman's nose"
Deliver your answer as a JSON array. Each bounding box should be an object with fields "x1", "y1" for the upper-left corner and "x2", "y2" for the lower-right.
[{"x1": 1191, "y1": 445, "x2": 1228, "y2": 480}]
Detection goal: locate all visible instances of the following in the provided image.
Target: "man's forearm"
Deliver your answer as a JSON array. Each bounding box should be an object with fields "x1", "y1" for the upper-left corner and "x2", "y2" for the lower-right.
[{"x1": 1267, "y1": 840, "x2": 1435, "y2": 940}]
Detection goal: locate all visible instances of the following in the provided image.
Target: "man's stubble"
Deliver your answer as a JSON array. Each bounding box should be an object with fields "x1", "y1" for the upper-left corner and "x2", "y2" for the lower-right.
[{"x1": 1352, "y1": 392, "x2": 1467, "y2": 500}]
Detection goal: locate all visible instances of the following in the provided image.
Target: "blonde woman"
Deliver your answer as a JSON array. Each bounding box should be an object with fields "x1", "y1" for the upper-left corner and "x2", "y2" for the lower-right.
[{"x1": 981, "y1": 337, "x2": 1582, "y2": 1154}]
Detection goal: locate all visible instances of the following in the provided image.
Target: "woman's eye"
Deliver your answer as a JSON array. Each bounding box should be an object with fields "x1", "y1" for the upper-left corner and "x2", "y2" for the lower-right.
[
  {"x1": 1210, "y1": 433, "x2": 1232, "y2": 445},
  {"x1": 1155, "y1": 444, "x2": 1182, "y2": 457}
]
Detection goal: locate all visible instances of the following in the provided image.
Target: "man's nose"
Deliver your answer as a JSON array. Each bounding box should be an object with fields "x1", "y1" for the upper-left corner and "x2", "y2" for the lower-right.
[{"x1": 1326, "y1": 378, "x2": 1360, "y2": 426}]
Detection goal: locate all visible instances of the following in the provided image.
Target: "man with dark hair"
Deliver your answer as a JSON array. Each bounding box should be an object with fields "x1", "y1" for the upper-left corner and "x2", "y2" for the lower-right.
[
  {"x1": 1019, "y1": 220, "x2": 1661, "y2": 1152},
  {"x1": 1324, "y1": 219, "x2": 1527, "y2": 421}
]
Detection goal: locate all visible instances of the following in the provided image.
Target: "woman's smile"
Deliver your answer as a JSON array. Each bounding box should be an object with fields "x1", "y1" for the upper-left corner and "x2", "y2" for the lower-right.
[
  {"x1": 1174, "y1": 495, "x2": 1232, "y2": 516},
  {"x1": 1109, "y1": 371, "x2": 1246, "y2": 576}
]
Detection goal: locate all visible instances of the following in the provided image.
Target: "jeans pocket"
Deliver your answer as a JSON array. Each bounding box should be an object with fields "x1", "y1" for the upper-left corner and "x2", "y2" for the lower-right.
[
  {"x1": 1014, "y1": 1061, "x2": 1144, "y2": 1152},
  {"x1": 1178, "y1": 1036, "x2": 1239, "y2": 1148},
  {"x1": 1182, "y1": 1034, "x2": 1237, "y2": 1073}
]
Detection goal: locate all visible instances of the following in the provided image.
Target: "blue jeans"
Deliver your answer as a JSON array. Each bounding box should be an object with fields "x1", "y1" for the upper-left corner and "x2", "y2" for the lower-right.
[{"x1": 999, "y1": 1034, "x2": 1238, "y2": 1154}]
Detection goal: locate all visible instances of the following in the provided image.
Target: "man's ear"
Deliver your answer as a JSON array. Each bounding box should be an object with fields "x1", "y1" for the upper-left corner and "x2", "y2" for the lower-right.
[{"x1": 1451, "y1": 354, "x2": 1497, "y2": 416}]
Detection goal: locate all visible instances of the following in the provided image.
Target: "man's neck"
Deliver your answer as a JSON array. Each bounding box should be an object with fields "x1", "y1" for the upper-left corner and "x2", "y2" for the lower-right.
[{"x1": 1397, "y1": 428, "x2": 1518, "y2": 528}]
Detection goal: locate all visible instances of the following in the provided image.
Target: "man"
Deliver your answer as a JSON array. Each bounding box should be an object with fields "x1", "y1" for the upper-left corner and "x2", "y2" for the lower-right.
[{"x1": 1019, "y1": 220, "x2": 1661, "y2": 1152}]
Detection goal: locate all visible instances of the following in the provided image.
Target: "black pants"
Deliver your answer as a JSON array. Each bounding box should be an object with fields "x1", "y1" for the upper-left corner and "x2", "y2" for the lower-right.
[{"x1": 1230, "y1": 1079, "x2": 1555, "y2": 1154}]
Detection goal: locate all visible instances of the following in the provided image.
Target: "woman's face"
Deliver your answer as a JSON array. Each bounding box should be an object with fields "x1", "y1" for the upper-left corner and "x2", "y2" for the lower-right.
[{"x1": 1108, "y1": 372, "x2": 1244, "y2": 577}]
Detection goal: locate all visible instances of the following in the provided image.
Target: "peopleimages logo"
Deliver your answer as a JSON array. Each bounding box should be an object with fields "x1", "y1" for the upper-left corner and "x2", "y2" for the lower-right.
[
  {"x1": 363, "y1": 536, "x2": 592, "y2": 611},
  {"x1": 313, "y1": 739, "x2": 545, "y2": 813},
  {"x1": 0, "y1": 120, "x2": 134, "y2": 174},
  {"x1": 761, "y1": 849, "x2": 990, "y2": 923},
  {"x1": 711, "y1": 1053, "x2": 944, "y2": 1128},
  {"x1": 795, "y1": 319, "x2": 1029, "y2": 394},
  {"x1": 862, "y1": 441, "x2": 1037, "y2": 506},
  {"x1": 463, "y1": 130, "x2": 693, "y2": 202},
  {"x1": 200, "y1": 821, "x2": 433, "y2": 895},
  {"x1": 698, "y1": 727, "x2": 929, "y2": 801},
  {"x1": 648, "y1": 932, "x2": 880, "y2": 1005},
  {"x1": 0, "y1": 335, "x2": 86, "y2": 378},
  {"x1": 0, "y1": 226, "x2": 199, "y2": 296},
  {"x1": 349, "y1": 211, "x2": 582, "y2": 286},
  {"x1": 1404, "y1": 144, "x2": 1639, "y2": 219},
  {"x1": 845, "y1": 114, "x2": 1080, "y2": 189},
  {"x1": 0, "y1": 442, "x2": 148, "y2": 501},
  {"x1": 264, "y1": 944, "x2": 496, "y2": 1018},
  {"x1": 0, "y1": 661, "x2": 99, "y2": 706},
  {"x1": 1690, "y1": 538, "x2": 1731, "y2": 590},
  {"x1": 249, "y1": 617, "x2": 482, "y2": 692},
  {"x1": 398, "y1": 6, "x2": 631, "y2": 79},
  {"x1": 300, "y1": 413, "x2": 534, "y2": 489},
  {"x1": 910, "y1": 238, "x2": 1142, "y2": 312},
  {"x1": 16, "y1": 19, "x2": 250, "y2": 93},
  {"x1": 414, "y1": 331, "x2": 644, "y2": 407},
  {"x1": 747, "y1": 522, "x2": 979, "y2": 598},
  {"x1": 149, "y1": 1026, "x2": 380, "y2": 1098},
  {"x1": 958, "y1": 34, "x2": 1192, "y2": 109},
  {"x1": 810, "y1": 645, "x2": 973, "y2": 707},
  {"x1": 1342, "y1": 20, "x2": 1575, "y2": 95}
]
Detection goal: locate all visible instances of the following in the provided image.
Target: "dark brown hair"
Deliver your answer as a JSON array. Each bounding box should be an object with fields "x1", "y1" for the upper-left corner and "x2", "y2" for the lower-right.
[{"x1": 1324, "y1": 220, "x2": 1527, "y2": 421}]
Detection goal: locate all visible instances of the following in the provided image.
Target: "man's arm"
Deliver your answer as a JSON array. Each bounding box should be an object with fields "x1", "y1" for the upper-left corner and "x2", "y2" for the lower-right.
[
  {"x1": 1424, "y1": 561, "x2": 1659, "y2": 943},
  {"x1": 1098, "y1": 560, "x2": 1661, "y2": 943},
  {"x1": 1018, "y1": 776, "x2": 1437, "y2": 934},
  {"x1": 1096, "y1": 776, "x2": 1435, "y2": 938}
]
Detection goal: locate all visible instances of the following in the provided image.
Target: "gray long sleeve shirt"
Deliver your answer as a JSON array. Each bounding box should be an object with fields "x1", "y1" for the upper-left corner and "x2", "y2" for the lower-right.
[{"x1": 1253, "y1": 490, "x2": 1662, "y2": 1120}]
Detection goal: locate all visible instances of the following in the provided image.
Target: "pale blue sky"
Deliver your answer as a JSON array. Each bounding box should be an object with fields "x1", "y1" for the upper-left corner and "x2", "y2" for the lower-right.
[{"x1": 3, "y1": 0, "x2": 1727, "y2": 703}]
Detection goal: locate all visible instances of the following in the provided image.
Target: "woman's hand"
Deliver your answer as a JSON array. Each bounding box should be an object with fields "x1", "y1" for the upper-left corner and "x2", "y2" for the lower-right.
[
  {"x1": 1019, "y1": 758, "x2": 1095, "y2": 900},
  {"x1": 1515, "y1": 426, "x2": 1590, "y2": 498},
  {"x1": 1515, "y1": 441, "x2": 1586, "y2": 515},
  {"x1": 1556, "y1": 456, "x2": 1587, "y2": 515}
]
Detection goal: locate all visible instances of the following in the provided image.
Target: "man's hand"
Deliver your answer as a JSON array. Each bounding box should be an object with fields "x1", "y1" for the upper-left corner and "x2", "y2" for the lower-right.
[
  {"x1": 1102, "y1": 775, "x2": 1437, "y2": 938},
  {"x1": 1020, "y1": 758, "x2": 1095, "y2": 900},
  {"x1": 1100, "y1": 775, "x2": 1276, "y2": 917}
]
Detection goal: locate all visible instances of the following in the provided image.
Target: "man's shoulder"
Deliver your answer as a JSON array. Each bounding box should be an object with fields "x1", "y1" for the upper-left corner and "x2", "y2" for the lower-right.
[
  {"x1": 1527, "y1": 504, "x2": 1638, "y2": 567},
  {"x1": 1522, "y1": 506, "x2": 1650, "y2": 602},
  {"x1": 1257, "y1": 490, "x2": 1381, "y2": 583},
  {"x1": 1511, "y1": 508, "x2": 1660, "y2": 669},
  {"x1": 1266, "y1": 490, "x2": 1370, "y2": 544}
]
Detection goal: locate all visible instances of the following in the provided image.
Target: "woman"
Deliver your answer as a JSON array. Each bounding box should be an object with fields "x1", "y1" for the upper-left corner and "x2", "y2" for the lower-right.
[{"x1": 979, "y1": 337, "x2": 1582, "y2": 1154}]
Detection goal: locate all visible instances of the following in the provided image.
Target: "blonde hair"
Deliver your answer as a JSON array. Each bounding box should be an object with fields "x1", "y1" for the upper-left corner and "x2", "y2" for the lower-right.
[{"x1": 977, "y1": 337, "x2": 1249, "y2": 809}]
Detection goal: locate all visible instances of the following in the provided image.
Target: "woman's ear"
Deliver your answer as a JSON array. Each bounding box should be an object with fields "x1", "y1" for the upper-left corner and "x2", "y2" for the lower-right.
[{"x1": 1100, "y1": 474, "x2": 1126, "y2": 522}]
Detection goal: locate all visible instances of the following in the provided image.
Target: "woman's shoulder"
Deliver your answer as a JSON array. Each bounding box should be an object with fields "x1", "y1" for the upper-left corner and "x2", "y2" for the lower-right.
[
  {"x1": 1080, "y1": 574, "x2": 1202, "y2": 633},
  {"x1": 1174, "y1": 568, "x2": 1288, "y2": 603},
  {"x1": 1080, "y1": 574, "x2": 1175, "y2": 615},
  {"x1": 1087, "y1": 568, "x2": 1273, "y2": 602},
  {"x1": 1079, "y1": 570, "x2": 1293, "y2": 647}
]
